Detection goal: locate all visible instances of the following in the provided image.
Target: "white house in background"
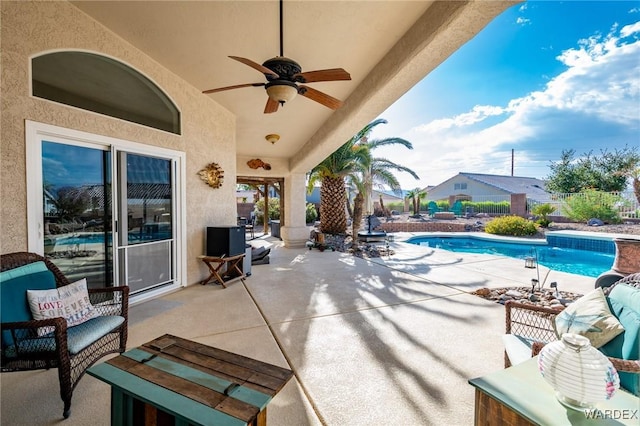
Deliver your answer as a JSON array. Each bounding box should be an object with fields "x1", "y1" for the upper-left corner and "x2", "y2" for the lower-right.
[
  {"x1": 426, "y1": 172, "x2": 550, "y2": 203},
  {"x1": 236, "y1": 190, "x2": 256, "y2": 203},
  {"x1": 306, "y1": 187, "x2": 408, "y2": 212},
  {"x1": 371, "y1": 189, "x2": 406, "y2": 211}
]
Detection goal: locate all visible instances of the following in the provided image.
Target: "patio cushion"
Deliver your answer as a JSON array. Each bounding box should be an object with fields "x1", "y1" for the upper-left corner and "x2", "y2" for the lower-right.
[
  {"x1": 553, "y1": 287, "x2": 624, "y2": 348},
  {"x1": 27, "y1": 278, "x2": 98, "y2": 335},
  {"x1": 502, "y1": 334, "x2": 535, "y2": 366},
  {"x1": 0, "y1": 262, "x2": 56, "y2": 347},
  {"x1": 600, "y1": 284, "x2": 640, "y2": 396},
  {"x1": 3, "y1": 315, "x2": 125, "y2": 358}
]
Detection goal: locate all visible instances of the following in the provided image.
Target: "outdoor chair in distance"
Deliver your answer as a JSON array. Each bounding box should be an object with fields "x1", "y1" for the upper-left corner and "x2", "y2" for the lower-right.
[
  {"x1": 451, "y1": 200, "x2": 463, "y2": 216},
  {"x1": 238, "y1": 215, "x2": 255, "y2": 239},
  {"x1": 427, "y1": 201, "x2": 441, "y2": 217},
  {"x1": 0, "y1": 252, "x2": 129, "y2": 419}
]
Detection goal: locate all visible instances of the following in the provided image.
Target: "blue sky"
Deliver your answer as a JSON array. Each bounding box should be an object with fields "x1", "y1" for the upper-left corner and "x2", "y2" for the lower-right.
[{"x1": 371, "y1": 1, "x2": 640, "y2": 190}]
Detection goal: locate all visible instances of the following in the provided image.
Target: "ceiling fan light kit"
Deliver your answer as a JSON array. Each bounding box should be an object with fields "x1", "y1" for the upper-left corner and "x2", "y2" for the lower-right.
[
  {"x1": 265, "y1": 134, "x2": 280, "y2": 144},
  {"x1": 265, "y1": 81, "x2": 298, "y2": 105},
  {"x1": 202, "y1": 0, "x2": 351, "y2": 114}
]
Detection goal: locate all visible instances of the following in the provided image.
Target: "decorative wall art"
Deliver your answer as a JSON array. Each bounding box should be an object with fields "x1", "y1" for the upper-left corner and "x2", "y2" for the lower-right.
[
  {"x1": 198, "y1": 162, "x2": 224, "y2": 188},
  {"x1": 247, "y1": 159, "x2": 271, "y2": 170}
]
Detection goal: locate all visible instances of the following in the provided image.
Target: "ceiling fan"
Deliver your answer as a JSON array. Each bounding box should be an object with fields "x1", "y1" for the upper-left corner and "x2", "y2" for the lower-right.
[{"x1": 202, "y1": 0, "x2": 351, "y2": 114}]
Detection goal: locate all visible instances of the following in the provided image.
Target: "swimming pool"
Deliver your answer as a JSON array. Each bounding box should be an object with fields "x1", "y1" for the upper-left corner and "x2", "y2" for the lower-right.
[{"x1": 406, "y1": 235, "x2": 615, "y2": 277}]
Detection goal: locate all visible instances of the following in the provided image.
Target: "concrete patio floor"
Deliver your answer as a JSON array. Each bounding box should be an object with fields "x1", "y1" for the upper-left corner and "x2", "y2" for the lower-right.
[{"x1": 0, "y1": 234, "x2": 599, "y2": 425}]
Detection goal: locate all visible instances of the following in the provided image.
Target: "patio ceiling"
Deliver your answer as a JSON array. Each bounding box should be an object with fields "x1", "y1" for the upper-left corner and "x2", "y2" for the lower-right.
[{"x1": 71, "y1": 1, "x2": 517, "y2": 174}]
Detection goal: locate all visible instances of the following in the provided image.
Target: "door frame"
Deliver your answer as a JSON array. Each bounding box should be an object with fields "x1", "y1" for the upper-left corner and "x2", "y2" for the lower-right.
[{"x1": 26, "y1": 120, "x2": 187, "y2": 302}]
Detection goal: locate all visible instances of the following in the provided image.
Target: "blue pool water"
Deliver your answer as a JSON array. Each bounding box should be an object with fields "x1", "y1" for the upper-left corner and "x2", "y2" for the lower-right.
[{"x1": 406, "y1": 236, "x2": 615, "y2": 277}]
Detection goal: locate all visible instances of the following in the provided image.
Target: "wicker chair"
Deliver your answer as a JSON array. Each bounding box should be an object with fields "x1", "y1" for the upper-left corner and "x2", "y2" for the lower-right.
[
  {"x1": 504, "y1": 272, "x2": 640, "y2": 378},
  {"x1": 0, "y1": 252, "x2": 129, "y2": 418}
]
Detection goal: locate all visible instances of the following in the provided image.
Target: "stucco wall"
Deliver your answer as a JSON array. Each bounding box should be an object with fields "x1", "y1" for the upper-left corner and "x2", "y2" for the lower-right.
[
  {"x1": 0, "y1": 1, "x2": 236, "y2": 285},
  {"x1": 428, "y1": 177, "x2": 508, "y2": 201}
]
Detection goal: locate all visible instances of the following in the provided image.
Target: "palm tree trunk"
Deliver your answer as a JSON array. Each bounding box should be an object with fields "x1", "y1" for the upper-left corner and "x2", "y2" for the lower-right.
[
  {"x1": 634, "y1": 177, "x2": 640, "y2": 204},
  {"x1": 320, "y1": 176, "x2": 348, "y2": 234},
  {"x1": 352, "y1": 192, "x2": 364, "y2": 241}
]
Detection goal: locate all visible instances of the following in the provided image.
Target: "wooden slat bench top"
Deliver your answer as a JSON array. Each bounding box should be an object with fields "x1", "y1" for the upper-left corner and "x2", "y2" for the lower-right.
[{"x1": 88, "y1": 334, "x2": 293, "y2": 426}]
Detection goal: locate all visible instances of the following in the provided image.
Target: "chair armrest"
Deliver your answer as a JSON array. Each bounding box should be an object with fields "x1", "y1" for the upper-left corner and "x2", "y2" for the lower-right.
[
  {"x1": 530, "y1": 340, "x2": 640, "y2": 374},
  {"x1": 505, "y1": 301, "x2": 564, "y2": 335},
  {"x1": 531, "y1": 341, "x2": 545, "y2": 357},
  {"x1": 504, "y1": 301, "x2": 564, "y2": 368},
  {"x1": 88, "y1": 286, "x2": 129, "y2": 318},
  {"x1": 2, "y1": 317, "x2": 69, "y2": 358},
  {"x1": 610, "y1": 358, "x2": 640, "y2": 374}
]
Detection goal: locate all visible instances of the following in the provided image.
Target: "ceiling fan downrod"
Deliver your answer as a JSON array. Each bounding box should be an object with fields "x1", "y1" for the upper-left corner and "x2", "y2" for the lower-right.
[{"x1": 279, "y1": 0, "x2": 284, "y2": 57}]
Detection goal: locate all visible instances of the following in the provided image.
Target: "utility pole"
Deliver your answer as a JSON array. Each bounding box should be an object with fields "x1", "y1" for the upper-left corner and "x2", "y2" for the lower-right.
[{"x1": 511, "y1": 149, "x2": 514, "y2": 176}]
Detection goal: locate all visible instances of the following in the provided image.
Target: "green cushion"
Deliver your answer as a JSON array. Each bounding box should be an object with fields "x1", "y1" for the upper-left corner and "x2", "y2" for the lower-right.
[
  {"x1": 0, "y1": 262, "x2": 56, "y2": 347},
  {"x1": 3, "y1": 315, "x2": 124, "y2": 357},
  {"x1": 601, "y1": 283, "x2": 640, "y2": 396}
]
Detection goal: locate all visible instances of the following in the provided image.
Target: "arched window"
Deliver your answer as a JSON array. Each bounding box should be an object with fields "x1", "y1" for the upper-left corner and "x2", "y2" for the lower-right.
[{"x1": 32, "y1": 51, "x2": 180, "y2": 134}]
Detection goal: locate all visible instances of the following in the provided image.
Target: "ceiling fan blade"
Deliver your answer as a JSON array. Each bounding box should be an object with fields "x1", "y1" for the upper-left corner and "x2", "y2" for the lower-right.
[
  {"x1": 264, "y1": 97, "x2": 280, "y2": 114},
  {"x1": 202, "y1": 83, "x2": 264, "y2": 94},
  {"x1": 229, "y1": 56, "x2": 279, "y2": 78},
  {"x1": 294, "y1": 68, "x2": 351, "y2": 83},
  {"x1": 299, "y1": 85, "x2": 343, "y2": 110}
]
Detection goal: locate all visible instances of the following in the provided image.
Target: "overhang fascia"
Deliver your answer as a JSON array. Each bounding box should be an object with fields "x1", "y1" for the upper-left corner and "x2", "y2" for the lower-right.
[{"x1": 289, "y1": 0, "x2": 521, "y2": 174}]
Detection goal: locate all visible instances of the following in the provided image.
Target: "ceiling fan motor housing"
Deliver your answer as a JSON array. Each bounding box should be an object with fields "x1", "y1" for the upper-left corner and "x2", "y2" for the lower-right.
[{"x1": 262, "y1": 57, "x2": 302, "y2": 81}]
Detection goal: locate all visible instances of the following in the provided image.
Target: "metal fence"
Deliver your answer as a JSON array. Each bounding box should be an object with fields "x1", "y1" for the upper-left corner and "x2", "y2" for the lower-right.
[
  {"x1": 425, "y1": 191, "x2": 639, "y2": 219},
  {"x1": 536, "y1": 191, "x2": 639, "y2": 220},
  {"x1": 425, "y1": 195, "x2": 512, "y2": 216}
]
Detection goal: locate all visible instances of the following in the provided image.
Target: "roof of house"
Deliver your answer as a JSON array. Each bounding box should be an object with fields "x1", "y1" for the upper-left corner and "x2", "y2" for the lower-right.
[
  {"x1": 431, "y1": 173, "x2": 551, "y2": 201},
  {"x1": 373, "y1": 189, "x2": 404, "y2": 200}
]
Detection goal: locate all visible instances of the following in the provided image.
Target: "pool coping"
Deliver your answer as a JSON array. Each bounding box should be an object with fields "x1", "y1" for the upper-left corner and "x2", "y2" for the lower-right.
[
  {"x1": 395, "y1": 230, "x2": 640, "y2": 245},
  {"x1": 398, "y1": 232, "x2": 547, "y2": 245},
  {"x1": 545, "y1": 230, "x2": 640, "y2": 241}
]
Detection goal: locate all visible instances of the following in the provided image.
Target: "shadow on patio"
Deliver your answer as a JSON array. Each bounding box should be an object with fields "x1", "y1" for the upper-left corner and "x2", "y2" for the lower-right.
[{"x1": 1, "y1": 236, "x2": 596, "y2": 425}]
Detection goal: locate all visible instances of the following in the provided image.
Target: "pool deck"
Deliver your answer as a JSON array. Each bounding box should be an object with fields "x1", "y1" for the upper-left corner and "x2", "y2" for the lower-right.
[{"x1": 1, "y1": 233, "x2": 624, "y2": 425}]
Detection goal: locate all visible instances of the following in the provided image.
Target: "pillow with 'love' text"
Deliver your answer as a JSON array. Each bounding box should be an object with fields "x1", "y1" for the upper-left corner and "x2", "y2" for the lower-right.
[{"x1": 27, "y1": 278, "x2": 98, "y2": 335}]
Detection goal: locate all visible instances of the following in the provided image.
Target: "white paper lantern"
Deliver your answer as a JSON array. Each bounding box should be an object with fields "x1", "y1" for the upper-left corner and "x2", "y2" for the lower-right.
[{"x1": 538, "y1": 333, "x2": 620, "y2": 409}]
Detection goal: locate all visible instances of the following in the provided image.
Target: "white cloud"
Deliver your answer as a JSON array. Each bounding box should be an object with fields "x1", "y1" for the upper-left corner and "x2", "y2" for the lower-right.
[
  {"x1": 516, "y1": 17, "x2": 531, "y2": 26},
  {"x1": 385, "y1": 21, "x2": 640, "y2": 188},
  {"x1": 620, "y1": 21, "x2": 640, "y2": 37}
]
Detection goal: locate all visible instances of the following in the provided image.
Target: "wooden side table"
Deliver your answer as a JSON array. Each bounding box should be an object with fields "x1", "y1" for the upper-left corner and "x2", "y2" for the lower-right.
[
  {"x1": 87, "y1": 334, "x2": 293, "y2": 426},
  {"x1": 198, "y1": 254, "x2": 246, "y2": 288},
  {"x1": 469, "y1": 357, "x2": 639, "y2": 425}
]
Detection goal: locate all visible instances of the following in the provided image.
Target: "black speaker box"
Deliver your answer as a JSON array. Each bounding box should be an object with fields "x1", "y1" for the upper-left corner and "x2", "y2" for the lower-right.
[{"x1": 206, "y1": 226, "x2": 245, "y2": 257}]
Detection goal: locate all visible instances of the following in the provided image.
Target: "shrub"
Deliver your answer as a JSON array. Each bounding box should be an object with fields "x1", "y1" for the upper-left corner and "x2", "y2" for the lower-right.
[
  {"x1": 561, "y1": 190, "x2": 622, "y2": 224},
  {"x1": 460, "y1": 200, "x2": 511, "y2": 215},
  {"x1": 306, "y1": 203, "x2": 318, "y2": 224},
  {"x1": 437, "y1": 201, "x2": 449, "y2": 211},
  {"x1": 254, "y1": 198, "x2": 280, "y2": 223},
  {"x1": 531, "y1": 203, "x2": 555, "y2": 228},
  {"x1": 385, "y1": 202, "x2": 404, "y2": 212},
  {"x1": 485, "y1": 216, "x2": 537, "y2": 236}
]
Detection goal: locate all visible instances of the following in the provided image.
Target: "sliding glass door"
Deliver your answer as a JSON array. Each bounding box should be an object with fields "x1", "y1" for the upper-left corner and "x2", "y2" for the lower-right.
[
  {"x1": 28, "y1": 122, "x2": 185, "y2": 296},
  {"x1": 116, "y1": 152, "x2": 174, "y2": 294},
  {"x1": 41, "y1": 142, "x2": 113, "y2": 288}
]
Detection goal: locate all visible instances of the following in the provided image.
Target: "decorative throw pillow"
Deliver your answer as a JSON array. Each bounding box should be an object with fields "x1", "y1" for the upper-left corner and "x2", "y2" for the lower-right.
[
  {"x1": 554, "y1": 287, "x2": 625, "y2": 348},
  {"x1": 27, "y1": 278, "x2": 98, "y2": 336}
]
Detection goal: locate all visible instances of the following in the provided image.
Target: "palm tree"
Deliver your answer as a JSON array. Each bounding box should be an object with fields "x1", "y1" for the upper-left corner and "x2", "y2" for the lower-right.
[
  {"x1": 345, "y1": 120, "x2": 419, "y2": 238},
  {"x1": 307, "y1": 139, "x2": 368, "y2": 235},
  {"x1": 308, "y1": 119, "x2": 419, "y2": 237},
  {"x1": 405, "y1": 187, "x2": 426, "y2": 215},
  {"x1": 358, "y1": 119, "x2": 419, "y2": 214}
]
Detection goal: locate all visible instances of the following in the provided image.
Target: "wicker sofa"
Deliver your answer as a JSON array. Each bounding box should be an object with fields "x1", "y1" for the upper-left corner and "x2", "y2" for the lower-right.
[
  {"x1": 503, "y1": 272, "x2": 640, "y2": 395},
  {"x1": 0, "y1": 252, "x2": 129, "y2": 418}
]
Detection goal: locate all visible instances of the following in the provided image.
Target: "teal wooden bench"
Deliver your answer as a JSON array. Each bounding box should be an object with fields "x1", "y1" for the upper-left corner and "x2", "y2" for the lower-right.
[{"x1": 88, "y1": 334, "x2": 293, "y2": 425}]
